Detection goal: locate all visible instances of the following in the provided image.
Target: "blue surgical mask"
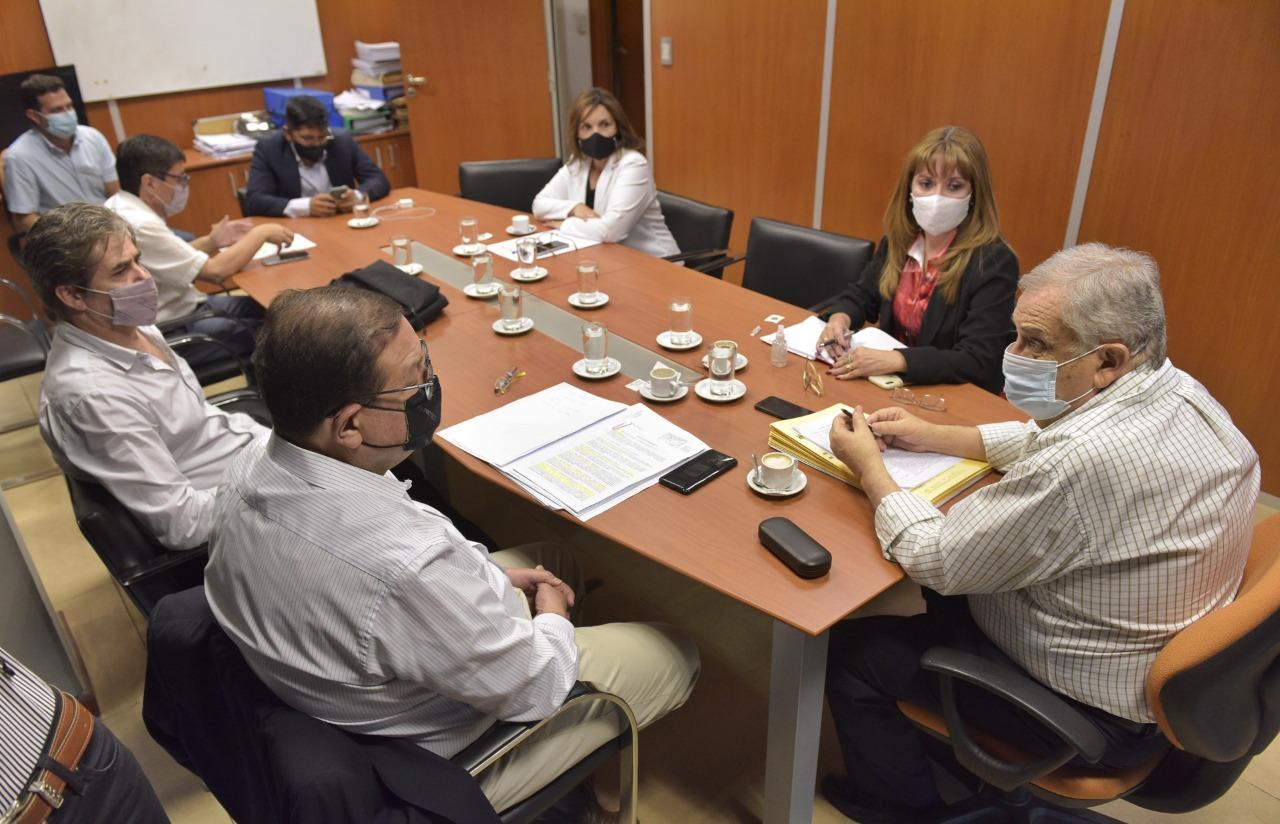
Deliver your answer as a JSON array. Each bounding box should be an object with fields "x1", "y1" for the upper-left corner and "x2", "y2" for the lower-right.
[
  {"x1": 43, "y1": 110, "x2": 78, "y2": 139},
  {"x1": 1002, "y1": 344, "x2": 1101, "y2": 420}
]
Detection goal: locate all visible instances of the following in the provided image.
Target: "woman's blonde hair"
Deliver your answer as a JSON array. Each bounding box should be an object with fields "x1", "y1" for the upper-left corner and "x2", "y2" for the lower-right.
[
  {"x1": 564, "y1": 87, "x2": 643, "y2": 166},
  {"x1": 878, "y1": 126, "x2": 1003, "y2": 304}
]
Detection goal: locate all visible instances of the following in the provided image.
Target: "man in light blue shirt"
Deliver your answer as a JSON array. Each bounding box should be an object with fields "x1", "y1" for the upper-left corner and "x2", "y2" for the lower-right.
[{"x1": 2, "y1": 74, "x2": 118, "y2": 235}]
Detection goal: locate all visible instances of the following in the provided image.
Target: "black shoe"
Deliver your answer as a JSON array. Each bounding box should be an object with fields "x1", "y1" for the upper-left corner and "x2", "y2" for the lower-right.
[{"x1": 820, "y1": 775, "x2": 914, "y2": 824}]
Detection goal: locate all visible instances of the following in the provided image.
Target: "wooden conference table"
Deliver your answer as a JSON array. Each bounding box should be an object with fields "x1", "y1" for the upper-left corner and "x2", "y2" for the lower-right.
[{"x1": 233, "y1": 187, "x2": 1019, "y2": 823}]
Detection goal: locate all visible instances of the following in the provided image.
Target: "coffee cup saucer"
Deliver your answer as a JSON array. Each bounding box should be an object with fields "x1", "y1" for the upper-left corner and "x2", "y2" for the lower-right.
[
  {"x1": 568, "y1": 292, "x2": 609, "y2": 309},
  {"x1": 746, "y1": 467, "x2": 807, "y2": 497},
  {"x1": 510, "y1": 266, "x2": 548, "y2": 282},
  {"x1": 507, "y1": 225, "x2": 537, "y2": 236},
  {"x1": 492, "y1": 317, "x2": 534, "y2": 335},
  {"x1": 463, "y1": 283, "x2": 500, "y2": 299},
  {"x1": 572, "y1": 358, "x2": 622, "y2": 379},
  {"x1": 693, "y1": 378, "x2": 746, "y2": 402},
  {"x1": 656, "y1": 331, "x2": 702, "y2": 351},
  {"x1": 701, "y1": 351, "x2": 748, "y2": 371},
  {"x1": 347, "y1": 216, "x2": 379, "y2": 229},
  {"x1": 639, "y1": 383, "x2": 688, "y2": 403},
  {"x1": 452, "y1": 243, "x2": 486, "y2": 257}
]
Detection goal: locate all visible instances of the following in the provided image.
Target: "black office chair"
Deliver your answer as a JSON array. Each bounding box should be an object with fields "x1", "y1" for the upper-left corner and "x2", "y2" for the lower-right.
[
  {"x1": 65, "y1": 390, "x2": 268, "y2": 616},
  {"x1": 458, "y1": 158, "x2": 563, "y2": 213},
  {"x1": 732, "y1": 217, "x2": 874, "y2": 311},
  {"x1": 655, "y1": 190, "x2": 734, "y2": 277},
  {"x1": 145, "y1": 586, "x2": 639, "y2": 824},
  {"x1": 0, "y1": 277, "x2": 50, "y2": 383},
  {"x1": 159, "y1": 310, "x2": 255, "y2": 387},
  {"x1": 235, "y1": 186, "x2": 249, "y2": 218}
]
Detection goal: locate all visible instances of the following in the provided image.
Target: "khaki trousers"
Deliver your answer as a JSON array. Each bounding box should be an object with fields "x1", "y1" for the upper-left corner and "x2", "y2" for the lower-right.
[{"x1": 478, "y1": 546, "x2": 701, "y2": 812}]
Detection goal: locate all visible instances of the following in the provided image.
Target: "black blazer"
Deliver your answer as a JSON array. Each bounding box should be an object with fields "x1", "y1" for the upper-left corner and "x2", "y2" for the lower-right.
[
  {"x1": 244, "y1": 130, "x2": 391, "y2": 217},
  {"x1": 824, "y1": 237, "x2": 1019, "y2": 394}
]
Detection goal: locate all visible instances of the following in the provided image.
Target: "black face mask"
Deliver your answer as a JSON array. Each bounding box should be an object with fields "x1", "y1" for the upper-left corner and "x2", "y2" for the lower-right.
[
  {"x1": 362, "y1": 377, "x2": 442, "y2": 452},
  {"x1": 293, "y1": 141, "x2": 327, "y2": 163},
  {"x1": 577, "y1": 132, "x2": 618, "y2": 161}
]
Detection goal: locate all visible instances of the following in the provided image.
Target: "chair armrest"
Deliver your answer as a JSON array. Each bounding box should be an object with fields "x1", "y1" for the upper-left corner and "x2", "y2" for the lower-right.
[
  {"x1": 166, "y1": 332, "x2": 252, "y2": 383},
  {"x1": 451, "y1": 681, "x2": 638, "y2": 777},
  {"x1": 0, "y1": 277, "x2": 38, "y2": 319},
  {"x1": 209, "y1": 388, "x2": 261, "y2": 407},
  {"x1": 663, "y1": 248, "x2": 730, "y2": 265},
  {"x1": 157, "y1": 305, "x2": 217, "y2": 334},
  {"x1": 808, "y1": 299, "x2": 836, "y2": 316},
  {"x1": 0, "y1": 313, "x2": 49, "y2": 355},
  {"x1": 116, "y1": 544, "x2": 209, "y2": 588},
  {"x1": 920, "y1": 646, "x2": 1107, "y2": 791}
]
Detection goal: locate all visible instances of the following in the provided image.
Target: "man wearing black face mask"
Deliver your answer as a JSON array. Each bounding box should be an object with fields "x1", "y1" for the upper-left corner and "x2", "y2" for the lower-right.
[
  {"x1": 242, "y1": 95, "x2": 390, "y2": 217},
  {"x1": 206, "y1": 285, "x2": 699, "y2": 818}
]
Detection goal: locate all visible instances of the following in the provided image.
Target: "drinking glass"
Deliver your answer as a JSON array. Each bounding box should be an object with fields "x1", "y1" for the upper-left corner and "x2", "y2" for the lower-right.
[
  {"x1": 576, "y1": 260, "x2": 600, "y2": 304},
  {"x1": 515, "y1": 237, "x2": 538, "y2": 273},
  {"x1": 581, "y1": 322, "x2": 609, "y2": 375},
  {"x1": 390, "y1": 235, "x2": 411, "y2": 267},
  {"x1": 708, "y1": 340, "x2": 738, "y2": 396},
  {"x1": 471, "y1": 252, "x2": 496, "y2": 294},
  {"x1": 498, "y1": 283, "x2": 524, "y2": 331},
  {"x1": 668, "y1": 296, "x2": 693, "y2": 345},
  {"x1": 459, "y1": 216, "x2": 479, "y2": 251},
  {"x1": 353, "y1": 202, "x2": 370, "y2": 222}
]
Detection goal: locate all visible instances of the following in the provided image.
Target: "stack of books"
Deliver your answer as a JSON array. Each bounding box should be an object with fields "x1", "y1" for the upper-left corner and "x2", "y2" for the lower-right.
[
  {"x1": 352, "y1": 40, "x2": 403, "y2": 101},
  {"x1": 768, "y1": 404, "x2": 991, "y2": 505}
]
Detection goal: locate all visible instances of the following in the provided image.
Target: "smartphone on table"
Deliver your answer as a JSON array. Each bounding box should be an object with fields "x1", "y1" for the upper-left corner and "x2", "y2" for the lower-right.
[{"x1": 659, "y1": 449, "x2": 738, "y2": 495}]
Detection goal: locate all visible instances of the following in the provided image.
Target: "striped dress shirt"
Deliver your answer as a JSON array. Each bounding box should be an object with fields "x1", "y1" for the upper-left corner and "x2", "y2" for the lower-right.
[
  {"x1": 205, "y1": 435, "x2": 578, "y2": 757},
  {"x1": 1, "y1": 648, "x2": 58, "y2": 813},
  {"x1": 874, "y1": 360, "x2": 1259, "y2": 721}
]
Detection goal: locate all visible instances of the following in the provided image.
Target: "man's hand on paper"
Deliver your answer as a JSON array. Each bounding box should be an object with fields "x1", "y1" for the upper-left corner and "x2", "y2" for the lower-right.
[
  {"x1": 829, "y1": 345, "x2": 907, "y2": 380},
  {"x1": 507, "y1": 565, "x2": 575, "y2": 616},
  {"x1": 865, "y1": 407, "x2": 934, "y2": 453},
  {"x1": 830, "y1": 405, "x2": 900, "y2": 507},
  {"x1": 210, "y1": 215, "x2": 253, "y2": 247}
]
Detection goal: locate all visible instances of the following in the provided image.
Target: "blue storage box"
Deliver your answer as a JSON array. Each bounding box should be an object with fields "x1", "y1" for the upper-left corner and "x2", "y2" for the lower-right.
[{"x1": 263, "y1": 88, "x2": 343, "y2": 129}]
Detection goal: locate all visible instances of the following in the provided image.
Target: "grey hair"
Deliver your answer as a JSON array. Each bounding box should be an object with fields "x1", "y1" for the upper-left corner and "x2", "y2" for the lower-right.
[
  {"x1": 23, "y1": 203, "x2": 136, "y2": 322},
  {"x1": 1019, "y1": 242, "x2": 1167, "y2": 369}
]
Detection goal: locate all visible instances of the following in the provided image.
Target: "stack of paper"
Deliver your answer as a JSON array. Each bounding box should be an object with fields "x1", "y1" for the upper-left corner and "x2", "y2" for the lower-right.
[
  {"x1": 486, "y1": 232, "x2": 600, "y2": 262},
  {"x1": 250, "y1": 233, "x2": 317, "y2": 260},
  {"x1": 334, "y1": 89, "x2": 393, "y2": 133},
  {"x1": 760, "y1": 316, "x2": 905, "y2": 364},
  {"x1": 768, "y1": 404, "x2": 990, "y2": 505},
  {"x1": 438, "y1": 384, "x2": 709, "y2": 521},
  {"x1": 352, "y1": 41, "x2": 402, "y2": 80},
  {"x1": 193, "y1": 133, "x2": 257, "y2": 159}
]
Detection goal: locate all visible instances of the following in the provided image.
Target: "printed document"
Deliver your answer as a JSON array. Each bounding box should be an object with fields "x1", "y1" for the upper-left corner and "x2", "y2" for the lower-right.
[
  {"x1": 792, "y1": 414, "x2": 963, "y2": 489},
  {"x1": 251, "y1": 233, "x2": 317, "y2": 260},
  {"x1": 761, "y1": 316, "x2": 904, "y2": 363},
  {"x1": 486, "y1": 231, "x2": 600, "y2": 263}
]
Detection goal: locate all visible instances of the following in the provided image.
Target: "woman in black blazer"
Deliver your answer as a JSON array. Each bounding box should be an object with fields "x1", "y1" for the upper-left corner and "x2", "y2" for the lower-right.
[{"x1": 819, "y1": 126, "x2": 1018, "y2": 394}]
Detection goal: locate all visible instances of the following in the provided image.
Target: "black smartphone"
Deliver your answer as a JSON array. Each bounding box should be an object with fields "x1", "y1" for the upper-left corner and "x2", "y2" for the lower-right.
[
  {"x1": 329, "y1": 185, "x2": 350, "y2": 198},
  {"x1": 754, "y1": 396, "x2": 813, "y2": 420},
  {"x1": 534, "y1": 240, "x2": 568, "y2": 256},
  {"x1": 262, "y1": 250, "x2": 309, "y2": 266},
  {"x1": 659, "y1": 449, "x2": 738, "y2": 495}
]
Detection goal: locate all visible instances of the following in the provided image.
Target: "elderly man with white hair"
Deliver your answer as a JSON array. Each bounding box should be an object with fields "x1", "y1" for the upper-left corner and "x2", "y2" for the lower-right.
[{"x1": 819, "y1": 243, "x2": 1260, "y2": 822}]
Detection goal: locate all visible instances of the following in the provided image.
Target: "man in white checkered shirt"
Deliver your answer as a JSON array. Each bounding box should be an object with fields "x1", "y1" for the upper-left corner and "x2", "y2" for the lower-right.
[{"x1": 820, "y1": 243, "x2": 1260, "y2": 822}]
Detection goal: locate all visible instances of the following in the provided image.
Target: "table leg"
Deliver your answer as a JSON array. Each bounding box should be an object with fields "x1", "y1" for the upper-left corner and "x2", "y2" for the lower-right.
[{"x1": 764, "y1": 620, "x2": 829, "y2": 824}]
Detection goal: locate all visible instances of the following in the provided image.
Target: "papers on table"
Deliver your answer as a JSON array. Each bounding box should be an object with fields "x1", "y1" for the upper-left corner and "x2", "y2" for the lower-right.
[
  {"x1": 486, "y1": 231, "x2": 600, "y2": 263},
  {"x1": 251, "y1": 233, "x2": 317, "y2": 260},
  {"x1": 438, "y1": 383, "x2": 708, "y2": 521},
  {"x1": 790, "y1": 415, "x2": 965, "y2": 489},
  {"x1": 760, "y1": 316, "x2": 905, "y2": 364},
  {"x1": 193, "y1": 133, "x2": 256, "y2": 159}
]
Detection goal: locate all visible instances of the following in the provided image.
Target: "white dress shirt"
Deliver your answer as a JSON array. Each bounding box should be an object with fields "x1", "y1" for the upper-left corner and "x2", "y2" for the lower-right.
[
  {"x1": 874, "y1": 360, "x2": 1259, "y2": 721},
  {"x1": 104, "y1": 190, "x2": 208, "y2": 322},
  {"x1": 533, "y1": 150, "x2": 679, "y2": 257},
  {"x1": 283, "y1": 149, "x2": 368, "y2": 219},
  {"x1": 39, "y1": 322, "x2": 267, "y2": 549},
  {"x1": 205, "y1": 434, "x2": 578, "y2": 758}
]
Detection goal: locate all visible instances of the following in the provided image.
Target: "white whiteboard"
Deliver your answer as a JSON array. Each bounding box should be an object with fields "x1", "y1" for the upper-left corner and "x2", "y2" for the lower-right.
[{"x1": 40, "y1": 0, "x2": 327, "y2": 103}]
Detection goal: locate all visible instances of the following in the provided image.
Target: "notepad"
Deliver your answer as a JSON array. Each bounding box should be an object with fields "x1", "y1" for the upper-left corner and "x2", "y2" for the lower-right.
[
  {"x1": 251, "y1": 233, "x2": 317, "y2": 260},
  {"x1": 760, "y1": 316, "x2": 905, "y2": 364}
]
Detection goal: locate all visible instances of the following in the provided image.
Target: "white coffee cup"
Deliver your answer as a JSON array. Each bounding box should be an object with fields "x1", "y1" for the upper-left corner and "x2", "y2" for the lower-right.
[
  {"x1": 512, "y1": 214, "x2": 530, "y2": 233},
  {"x1": 649, "y1": 366, "x2": 678, "y2": 398},
  {"x1": 759, "y1": 451, "x2": 797, "y2": 490}
]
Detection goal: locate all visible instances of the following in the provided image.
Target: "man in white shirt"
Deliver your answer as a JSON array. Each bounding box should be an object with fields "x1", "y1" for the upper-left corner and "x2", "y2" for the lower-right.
[
  {"x1": 105, "y1": 134, "x2": 293, "y2": 367},
  {"x1": 205, "y1": 285, "x2": 699, "y2": 816},
  {"x1": 2, "y1": 74, "x2": 118, "y2": 235},
  {"x1": 821, "y1": 243, "x2": 1259, "y2": 821},
  {"x1": 26, "y1": 203, "x2": 268, "y2": 550}
]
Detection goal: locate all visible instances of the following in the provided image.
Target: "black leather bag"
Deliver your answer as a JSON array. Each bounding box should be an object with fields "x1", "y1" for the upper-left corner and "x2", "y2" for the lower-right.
[{"x1": 331, "y1": 260, "x2": 449, "y2": 330}]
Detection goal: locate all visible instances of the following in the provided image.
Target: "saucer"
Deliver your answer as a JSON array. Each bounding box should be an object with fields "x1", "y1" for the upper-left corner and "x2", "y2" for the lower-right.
[
  {"x1": 746, "y1": 467, "x2": 807, "y2": 498},
  {"x1": 510, "y1": 266, "x2": 549, "y2": 282},
  {"x1": 568, "y1": 292, "x2": 609, "y2": 309},
  {"x1": 452, "y1": 243, "x2": 486, "y2": 257},
  {"x1": 571, "y1": 357, "x2": 622, "y2": 379},
  {"x1": 463, "y1": 283, "x2": 500, "y2": 299},
  {"x1": 347, "y1": 217, "x2": 379, "y2": 229},
  {"x1": 506, "y1": 225, "x2": 537, "y2": 236},
  {"x1": 639, "y1": 383, "x2": 688, "y2": 403},
  {"x1": 693, "y1": 378, "x2": 746, "y2": 403},
  {"x1": 396, "y1": 263, "x2": 424, "y2": 276},
  {"x1": 492, "y1": 317, "x2": 534, "y2": 335},
  {"x1": 656, "y1": 331, "x2": 703, "y2": 351},
  {"x1": 701, "y1": 351, "x2": 749, "y2": 371}
]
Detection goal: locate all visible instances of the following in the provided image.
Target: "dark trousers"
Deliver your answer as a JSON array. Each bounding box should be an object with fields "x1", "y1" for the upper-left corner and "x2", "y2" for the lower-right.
[
  {"x1": 824, "y1": 593, "x2": 1170, "y2": 812},
  {"x1": 50, "y1": 717, "x2": 168, "y2": 823},
  {"x1": 172, "y1": 295, "x2": 265, "y2": 368}
]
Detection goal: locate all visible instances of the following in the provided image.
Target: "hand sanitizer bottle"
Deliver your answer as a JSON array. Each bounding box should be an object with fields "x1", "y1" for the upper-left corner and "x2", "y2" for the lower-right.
[{"x1": 771, "y1": 324, "x2": 788, "y2": 367}]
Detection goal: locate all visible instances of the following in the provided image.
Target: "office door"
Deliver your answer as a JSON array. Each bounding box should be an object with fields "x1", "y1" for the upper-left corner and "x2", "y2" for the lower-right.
[{"x1": 401, "y1": 0, "x2": 558, "y2": 193}]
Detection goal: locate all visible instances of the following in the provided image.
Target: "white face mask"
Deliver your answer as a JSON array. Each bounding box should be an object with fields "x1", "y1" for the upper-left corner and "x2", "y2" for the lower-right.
[
  {"x1": 911, "y1": 193, "x2": 971, "y2": 236},
  {"x1": 163, "y1": 182, "x2": 189, "y2": 217},
  {"x1": 1002, "y1": 344, "x2": 1101, "y2": 420}
]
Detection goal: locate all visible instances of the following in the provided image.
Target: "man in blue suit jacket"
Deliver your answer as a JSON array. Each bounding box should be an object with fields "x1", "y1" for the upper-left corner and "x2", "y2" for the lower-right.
[{"x1": 244, "y1": 95, "x2": 390, "y2": 218}]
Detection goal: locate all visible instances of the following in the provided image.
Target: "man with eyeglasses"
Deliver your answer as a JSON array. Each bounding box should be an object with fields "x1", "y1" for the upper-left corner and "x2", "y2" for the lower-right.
[
  {"x1": 243, "y1": 94, "x2": 390, "y2": 218},
  {"x1": 2, "y1": 74, "x2": 118, "y2": 237},
  {"x1": 105, "y1": 134, "x2": 293, "y2": 364}
]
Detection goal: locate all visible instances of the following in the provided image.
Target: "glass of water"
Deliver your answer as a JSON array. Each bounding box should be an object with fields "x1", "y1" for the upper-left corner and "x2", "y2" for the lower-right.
[
  {"x1": 515, "y1": 237, "x2": 538, "y2": 274},
  {"x1": 576, "y1": 260, "x2": 600, "y2": 304},
  {"x1": 390, "y1": 235, "x2": 411, "y2": 267},
  {"x1": 498, "y1": 283, "x2": 524, "y2": 331},
  {"x1": 459, "y1": 216, "x2": 479, "y2": 251},
  {"x1": 471, "y1": 252, "x2": 496, "y2": 295},
  {"x1": 669, "y1": 296, "x2": 693, "y2": 345},
  {"x1": 708, "y1": 339, "x2": 738, "y2": 396},
  {"x1": 581, "y1": 322, "x2": 609, "y2": 375},
  {"x1": 353, "y1": 202, "x2": 370, "y2": 222}
]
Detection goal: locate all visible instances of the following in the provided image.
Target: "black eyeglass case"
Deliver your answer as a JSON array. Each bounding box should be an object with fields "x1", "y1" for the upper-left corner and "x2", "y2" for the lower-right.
[{"x1": 759, "y1": 517, "x2": 832, "y2": 579}]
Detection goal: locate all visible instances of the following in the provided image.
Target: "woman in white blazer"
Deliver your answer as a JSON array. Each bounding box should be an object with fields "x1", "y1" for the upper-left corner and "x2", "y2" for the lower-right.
[{"x1": 533, "y1": 88, "x2": 680, "y2": 258}]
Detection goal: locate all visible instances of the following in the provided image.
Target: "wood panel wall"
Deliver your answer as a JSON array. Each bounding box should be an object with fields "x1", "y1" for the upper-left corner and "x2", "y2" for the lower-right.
[
  {"x1": 649, "y1": 0, "x2": 828, "y2": 282},
  {"x1": 1079, "y1": 0, "x2": 1280, "y2": 495},
  {"x1": 820, "y1": 0, "x2": 1109, "y2": 274}
]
